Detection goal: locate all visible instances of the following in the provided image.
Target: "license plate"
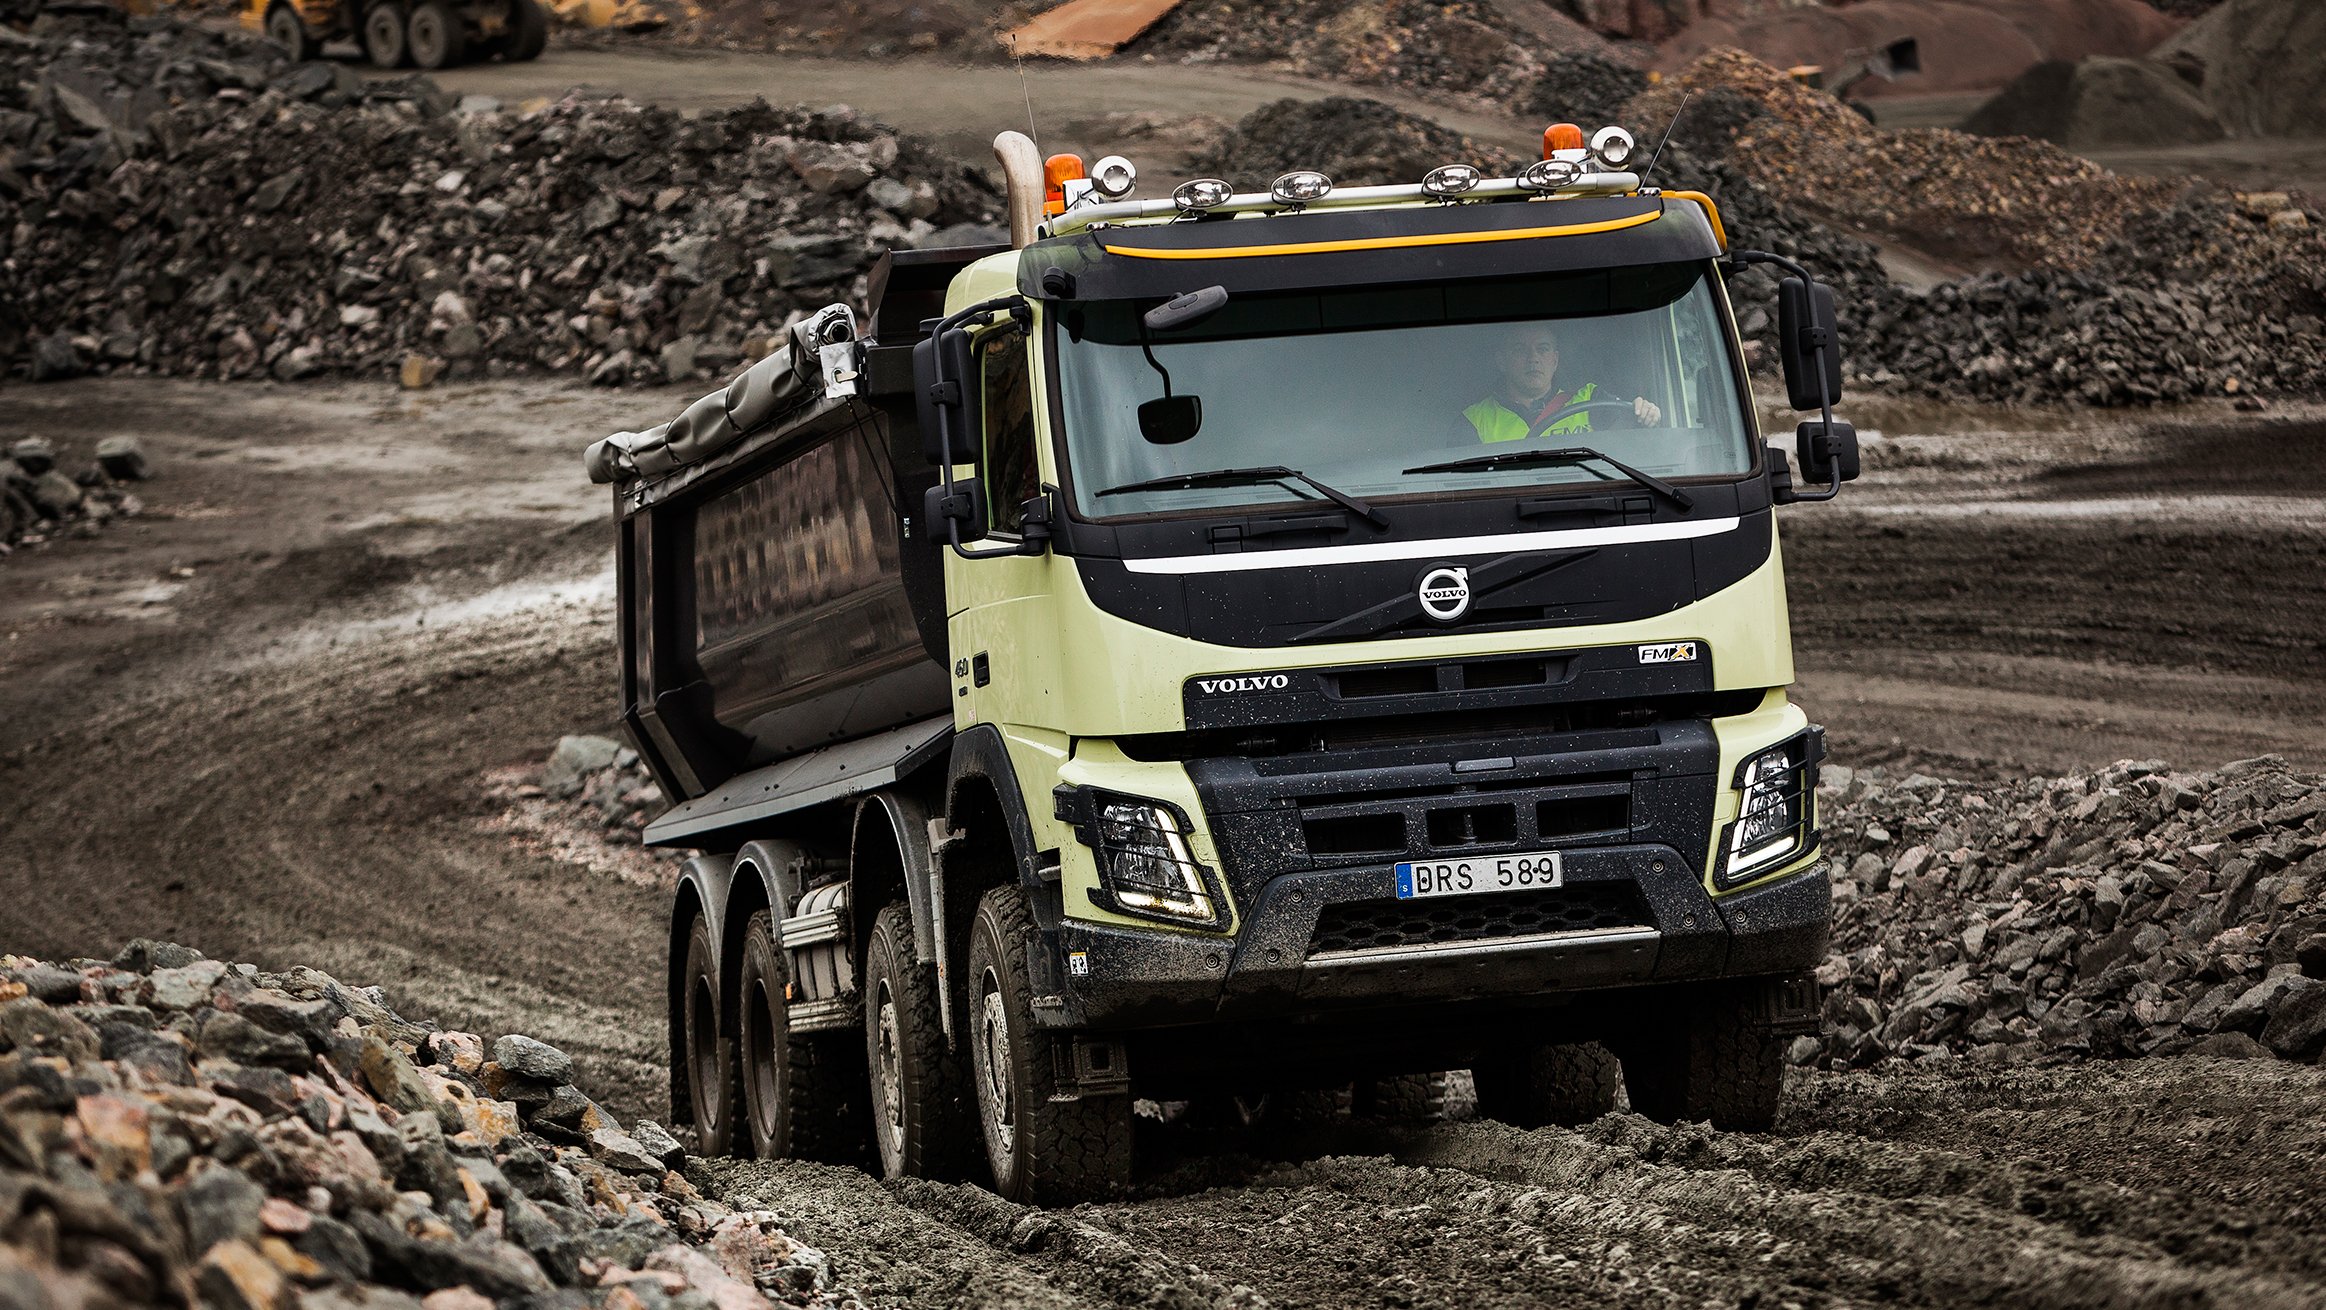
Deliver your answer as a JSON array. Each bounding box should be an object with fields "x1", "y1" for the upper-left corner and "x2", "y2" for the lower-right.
[{"x1": 1395, "y1": 850, "x2": 1565, "y2": 900}]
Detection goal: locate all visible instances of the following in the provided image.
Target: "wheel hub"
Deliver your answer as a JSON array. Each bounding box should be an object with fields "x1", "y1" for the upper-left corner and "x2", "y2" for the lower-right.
[
  {"x1": 974, "y1": 971, "x2": 1014, "y2": 1156},
  {"x1": 874, "y1": 982, "x2": 904, "y2": 1150}
]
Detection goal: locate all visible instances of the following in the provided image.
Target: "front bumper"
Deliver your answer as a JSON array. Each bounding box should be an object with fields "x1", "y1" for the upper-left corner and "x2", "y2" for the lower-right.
[{"x1": 1040, "y1": 830, "x2": 1829, "y2": 1031}]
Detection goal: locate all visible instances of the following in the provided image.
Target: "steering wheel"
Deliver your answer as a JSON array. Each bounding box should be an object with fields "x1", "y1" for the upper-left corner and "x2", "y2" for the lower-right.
[{"x1": 1524, "y1": 399, "x2": 1644, "y2": 442}]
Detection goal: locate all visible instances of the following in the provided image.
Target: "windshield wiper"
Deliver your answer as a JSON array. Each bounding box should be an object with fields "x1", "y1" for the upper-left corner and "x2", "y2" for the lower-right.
[
  {"x1": 1097, "y1": 465, "x2": 1387, "y2": 526},
  {"x1": 1403, "y1": 446, "x2": 1694, "y2": 511}
]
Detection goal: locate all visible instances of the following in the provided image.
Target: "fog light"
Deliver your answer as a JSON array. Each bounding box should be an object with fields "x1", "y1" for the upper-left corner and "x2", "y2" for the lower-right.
[
  {"x1": 1090, "y1": 154, "x2": 1137, "y2": 200},
  {"x1": 1421, "y1": 163, "x2": 1480, "y2": 196},
  {"x1": 1172, "y1": 177, "x2": 1233, "y2": 210},
  {"x1": 1590, "y1": 125, "x2": 1635, "y2": 169},
  {"x1": 1717, "y1": 736, "x2": 1817, "y2": 887},
  {"x1": 1058, "y1": 788, "x2": 1227, "y2": 929},
  {"x1": 1270, "y1": 170, "x2": 1332, "y2": 205}
]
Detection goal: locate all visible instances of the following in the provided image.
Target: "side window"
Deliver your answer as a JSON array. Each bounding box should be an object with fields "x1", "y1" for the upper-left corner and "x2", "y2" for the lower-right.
[{"x1": 980, "y1": 329, "x2": 1040, "y2": 536}]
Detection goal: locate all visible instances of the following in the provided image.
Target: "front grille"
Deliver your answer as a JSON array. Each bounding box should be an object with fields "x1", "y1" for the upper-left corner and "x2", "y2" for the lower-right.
[{"x1": 1306, "y1": 883, "x2": 1653, "y2": 959}]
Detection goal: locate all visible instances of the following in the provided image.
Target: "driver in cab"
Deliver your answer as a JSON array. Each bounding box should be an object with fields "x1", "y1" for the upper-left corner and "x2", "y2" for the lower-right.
[{"x1": 1459, "y1": 323, "x2": 1663, "y2": 443}]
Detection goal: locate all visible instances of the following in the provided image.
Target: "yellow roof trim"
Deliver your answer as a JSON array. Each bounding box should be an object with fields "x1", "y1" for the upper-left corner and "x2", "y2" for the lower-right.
[
  {"x1": 1098, "y1": 209, "x2": 1663, "y2": 260},
  {"x1": 1659, "y1": 190, "x2": 1729, "y2": 251}
]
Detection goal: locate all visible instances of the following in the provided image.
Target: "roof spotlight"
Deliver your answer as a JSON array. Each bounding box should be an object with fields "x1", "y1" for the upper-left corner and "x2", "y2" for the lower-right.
[
  {"x1": 1172, "y1": 177, "x2": 1233, "y2": 210},
  {"x1": 1421, "y1": 163, "x2": 1481, "y2": 197},
  {"x1": 1090, "y1": 154, "x2": 1137, "y2": 200},
  {"x1": 1590, "y1": 125, "x2": 1635, "y2": 169},
  {"x1": 1519, "y1": 157, "x2": 1583, "y2": 191},
  {"x1": 1269, "y1": 170, "x2": 1333, "y2": 205}
]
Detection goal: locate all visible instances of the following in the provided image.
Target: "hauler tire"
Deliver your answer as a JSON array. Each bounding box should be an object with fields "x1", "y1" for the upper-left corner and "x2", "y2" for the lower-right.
[
  {"x1": 362, "y1": 1, "x2": 410, "y2": 67},
  {"x1": 1619, "y1": 986, "x2": 1786, "y2": 1131},
  {"x1": 1359, "y1": 1071, "x2": 1455, "y2": 1123},
  {"x1": 864, "y1": 902, "x2": 975, "y2": 1179},
  {"x1": 967, "y1": 885, "x2": 1132, "y2": 1203},
  {"x1": 506, "y1": 0, "x2": 547, "y2": 60},
  {"x1": 679, "y1": 914, "x2": 741, "y2": 1156},
  {"x1": 737, "y1": 909, "x2": 866, "y2": 1162},
  {"x1": 1473, "y1": 1041, "x2": 1623, "y2": 1128},
  {"x1": 407, "y1": 0, "x2": 466, "y2": 70},
  {"x1": 265, "y1": 3, "x2": 319, "y2": 61}
]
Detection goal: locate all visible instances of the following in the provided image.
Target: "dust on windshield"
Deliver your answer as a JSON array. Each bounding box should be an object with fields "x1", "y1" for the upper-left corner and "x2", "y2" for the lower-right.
[{"x1": 1052, "y1": 262, "x2": 1756, "y2": 520}]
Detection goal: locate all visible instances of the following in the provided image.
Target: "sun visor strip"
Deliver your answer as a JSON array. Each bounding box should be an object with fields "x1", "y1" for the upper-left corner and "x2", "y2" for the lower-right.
[{"x1": 1019, "y1": 198, "x2": 1718, "y2": 301}]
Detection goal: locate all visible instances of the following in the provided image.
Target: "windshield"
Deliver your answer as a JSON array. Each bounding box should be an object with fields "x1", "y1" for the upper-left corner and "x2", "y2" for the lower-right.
[{"x1": 1053, "y1": 262, "x2": 1754, "y2": 519}]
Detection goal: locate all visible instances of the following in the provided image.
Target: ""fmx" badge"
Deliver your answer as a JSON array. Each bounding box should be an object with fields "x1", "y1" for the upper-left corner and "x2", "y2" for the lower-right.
[{"x1": 1637, "y1": 641, "x2": 1699, "y2": 665}]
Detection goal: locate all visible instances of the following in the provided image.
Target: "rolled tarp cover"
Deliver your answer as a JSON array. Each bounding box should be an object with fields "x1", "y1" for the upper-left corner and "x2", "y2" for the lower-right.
[{"x1": 585, "y1": 304, "x2": 854, "y2": 485}]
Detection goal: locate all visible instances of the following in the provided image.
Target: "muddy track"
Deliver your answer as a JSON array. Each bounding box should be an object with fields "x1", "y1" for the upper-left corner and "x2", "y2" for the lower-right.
[{"x1": 700, "y1": 1059, "x2": 2326, "y2": 1309}]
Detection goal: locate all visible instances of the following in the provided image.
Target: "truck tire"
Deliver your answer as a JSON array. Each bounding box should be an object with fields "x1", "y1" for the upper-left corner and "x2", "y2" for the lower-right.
[
  {"x1": 967, "y1": 885, "x2": 1132, "y2": 1203},
  {"x1": 1359, "y1": 1071, "x2": 1455, "y2": 1123},
  {"x1": 1618, "y1": 987, "x2": 1786, "y2": 1131},
  {"x1": 406, "y1": 0, "x2": 466, "y2": 69},
  {"x1": 1473, "y1": 1041, "x2": 1622, "y2": 1129},
  {"x1": 265, "y1": 3, "x2": 319, "y2": 61},
  {"x1": 362, "y1": 2, "x2": 410, "y2": 68},
  {"x1": 505, "y1": 0, "x2": 547, "y2": 60},
  {"x1": 736, "y1": 910, "x2": 866, "y2": 1162},
  {"x1": 679, "y1": 914, "x2": 742, "y2": 1156},
  {"x1": 864, "y1": 902, "x2": 974, "y2": 1179}
]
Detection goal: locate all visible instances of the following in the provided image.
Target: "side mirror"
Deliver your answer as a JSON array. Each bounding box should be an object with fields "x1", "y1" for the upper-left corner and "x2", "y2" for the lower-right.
[
  {"x1": 1777, "y1": 277, "x2": 1842, "y2": 412},
  {"x1": 1138, "y1": 395, "x2": 1203, "y2": 444},
  {"x1": 922, "y1": 477, "x2": 990, "y2": 544},
  {"x1": 913, "y1": 327, "x2": 980, "y2": 465},
  {"x1": 1796, "y1": 419, "x2": 1860, "y2": 486}
]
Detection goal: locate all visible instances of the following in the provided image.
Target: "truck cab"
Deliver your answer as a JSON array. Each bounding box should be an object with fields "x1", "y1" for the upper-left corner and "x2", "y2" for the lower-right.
[{"x1": 593, "y1": 123, "x2": 1859, "y2": 1203}]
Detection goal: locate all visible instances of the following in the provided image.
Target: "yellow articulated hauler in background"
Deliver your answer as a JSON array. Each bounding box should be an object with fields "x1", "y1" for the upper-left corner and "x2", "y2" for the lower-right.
[{"x1": 587, "y1": 120, "x2": 1863, "y2": 1203}]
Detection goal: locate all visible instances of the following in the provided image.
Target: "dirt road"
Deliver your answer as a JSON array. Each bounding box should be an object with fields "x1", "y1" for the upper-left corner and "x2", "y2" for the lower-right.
[{"x1": 706, "y1": 1056, "x2": 2326, "y2": 1308}]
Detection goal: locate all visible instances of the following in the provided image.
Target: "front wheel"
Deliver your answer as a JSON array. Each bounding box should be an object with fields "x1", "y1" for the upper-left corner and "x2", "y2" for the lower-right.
[
  {"x1": 737, "y1": 910, "x2": 867, "y2": 1162},
  {"x1": 967, "y1": 886, "x2": 1132, "y2": 1203},
  {"x1": 407, "y1": 0, "x2": 467, "y2": 69},
  {"x1": 1358, "y1": 1071, "x2": 1456, "y2": 1123},
  {"x1": 505, "y1": 0, "x2": 547, "y2": 59},
  {"x1": 864, "y1": 902, "x2": 974, "y2": 1179},
  {"x1": 1617, "y1": 987, "x2": 1786, "y2": 1131},
  {"x1": 265, "y1": 3, "x2": 319, "y2": 60},
  {"x1": 1473, "y1": 1041, "x2": 1623, "y2": 1128}
]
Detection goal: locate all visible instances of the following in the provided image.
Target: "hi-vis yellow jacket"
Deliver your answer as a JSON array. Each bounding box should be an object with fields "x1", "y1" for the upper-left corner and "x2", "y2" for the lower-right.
[{"x1": 1463, "y1": 381, "x2": 1599, "y2": 442}]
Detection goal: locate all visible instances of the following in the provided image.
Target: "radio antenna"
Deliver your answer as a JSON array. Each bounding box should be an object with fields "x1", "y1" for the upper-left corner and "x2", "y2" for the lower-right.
[
  {"x1": 1010, "y1": 33, "x2": 1040, "y2": 149},
  {"x1": 1640, "y1": 89, "x2": 1694, "y2": 184}
]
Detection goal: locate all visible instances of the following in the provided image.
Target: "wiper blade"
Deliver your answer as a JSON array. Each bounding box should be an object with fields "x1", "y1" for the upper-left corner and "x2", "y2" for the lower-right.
[
  {"x1": 1097, "y1": 464, "x2": 1387, "y2": 526},
  {"x1": 1403, "y1": 446, "x2": 1694, "y2": 511}
]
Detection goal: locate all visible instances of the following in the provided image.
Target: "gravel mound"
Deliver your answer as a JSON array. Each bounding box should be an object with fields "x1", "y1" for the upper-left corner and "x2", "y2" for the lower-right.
[
  {"x1": 1, "y1": 9, "x2": 1000, "y2": 387},
  {"x1": 1810, "y1": 756, "x2": 2326, "y2": 1069},
  {"x1": 1190, "y1": 95, "x2": 1521, "y2": 187},
  {"x1": 1128, "y1": 0, "x2": 1620, "y2": 102},
  {"x1": 2152, "y1": 0, "x2": 2326, "y2": 139},
  {"x1": 1963, "y1": 56, "x2": 2225, "y2": 149},
  {"x1": 1525, "y1": 51, "x2": 1650, "y2": 135},
  {"x1": 0, "y1": 943, "x2": 855, "y2": 1310}
]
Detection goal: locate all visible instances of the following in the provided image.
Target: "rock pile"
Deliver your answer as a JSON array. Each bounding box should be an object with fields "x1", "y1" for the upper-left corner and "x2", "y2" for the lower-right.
[
  {"x1": 1190, "y1": 96, "x2": 1520, "y2": 188},
  {"x1": 0, "y1": 941, "x2": 856, "y2": 1309},
  {"x1": 1807, "y1": 756, "x2": 2326, "y2": 1069},
  {"x1": 531, "y1": 734, "x2": 664, "y2": 837},
  {"x1": 1129, "y1": 0, "x2": 1619, "y2": 103},
  {"x1": 2, "y1": 9, "x2": 1001, "y2": 387},
  {"x1": 0, "y1": 435, "x2": 149, "y2": 556}
]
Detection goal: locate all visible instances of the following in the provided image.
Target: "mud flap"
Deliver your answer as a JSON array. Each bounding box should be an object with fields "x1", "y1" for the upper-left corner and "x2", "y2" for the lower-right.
[{"x1": 1760, "y1": 972, "x2": 1822, "y2": 1037}]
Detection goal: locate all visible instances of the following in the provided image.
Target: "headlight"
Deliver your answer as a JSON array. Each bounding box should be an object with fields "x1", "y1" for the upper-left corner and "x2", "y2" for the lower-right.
[
  {"x1": 1716, "y1": 733, "x2": 1820, "y2": 888},
  {"x1": 1056, "y1": 788, "x2": 1227, "y2": 929}
]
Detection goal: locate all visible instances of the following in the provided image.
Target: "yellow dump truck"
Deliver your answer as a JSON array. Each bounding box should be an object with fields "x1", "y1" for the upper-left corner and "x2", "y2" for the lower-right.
[{"x1": 248, "y1": 0, "x2": 544, "y2": 69}]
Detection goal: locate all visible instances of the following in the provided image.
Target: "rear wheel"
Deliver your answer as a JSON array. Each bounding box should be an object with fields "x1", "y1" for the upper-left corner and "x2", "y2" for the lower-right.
[
  {"x1": 737, "y1": 909, "x2": 866, "y2": 1162},
  {"x1": 406, "y1": 0, "x2": 466, "y2": 69},
  {"x1": 967, "y1": 886, "x2": 1132, "y2": 1203},
  {"x1": 1618, "y1": 987, "x2": 1786, "y2": 1131},
  {"x1": 680, "y1": 915, "x2": 741, "y2": 1156},
  {"x1": 265, "y1": 3, "x2": 319, "y2": 60},
  {"x1": 362, "y1": 1, "x2": 410, "y2": 67},
  {"x1": 864, "y1": 902, "x2": 973, "y2": 1179},
  {"x1": 1474, "y1": 1041, "x2": 1623, "y2": 1128}
]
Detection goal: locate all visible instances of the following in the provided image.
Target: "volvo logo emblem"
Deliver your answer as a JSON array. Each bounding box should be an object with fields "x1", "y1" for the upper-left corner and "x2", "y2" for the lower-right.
[{"x1": 1417, "y1": 565, "x2": 1471, "y2": 622}]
